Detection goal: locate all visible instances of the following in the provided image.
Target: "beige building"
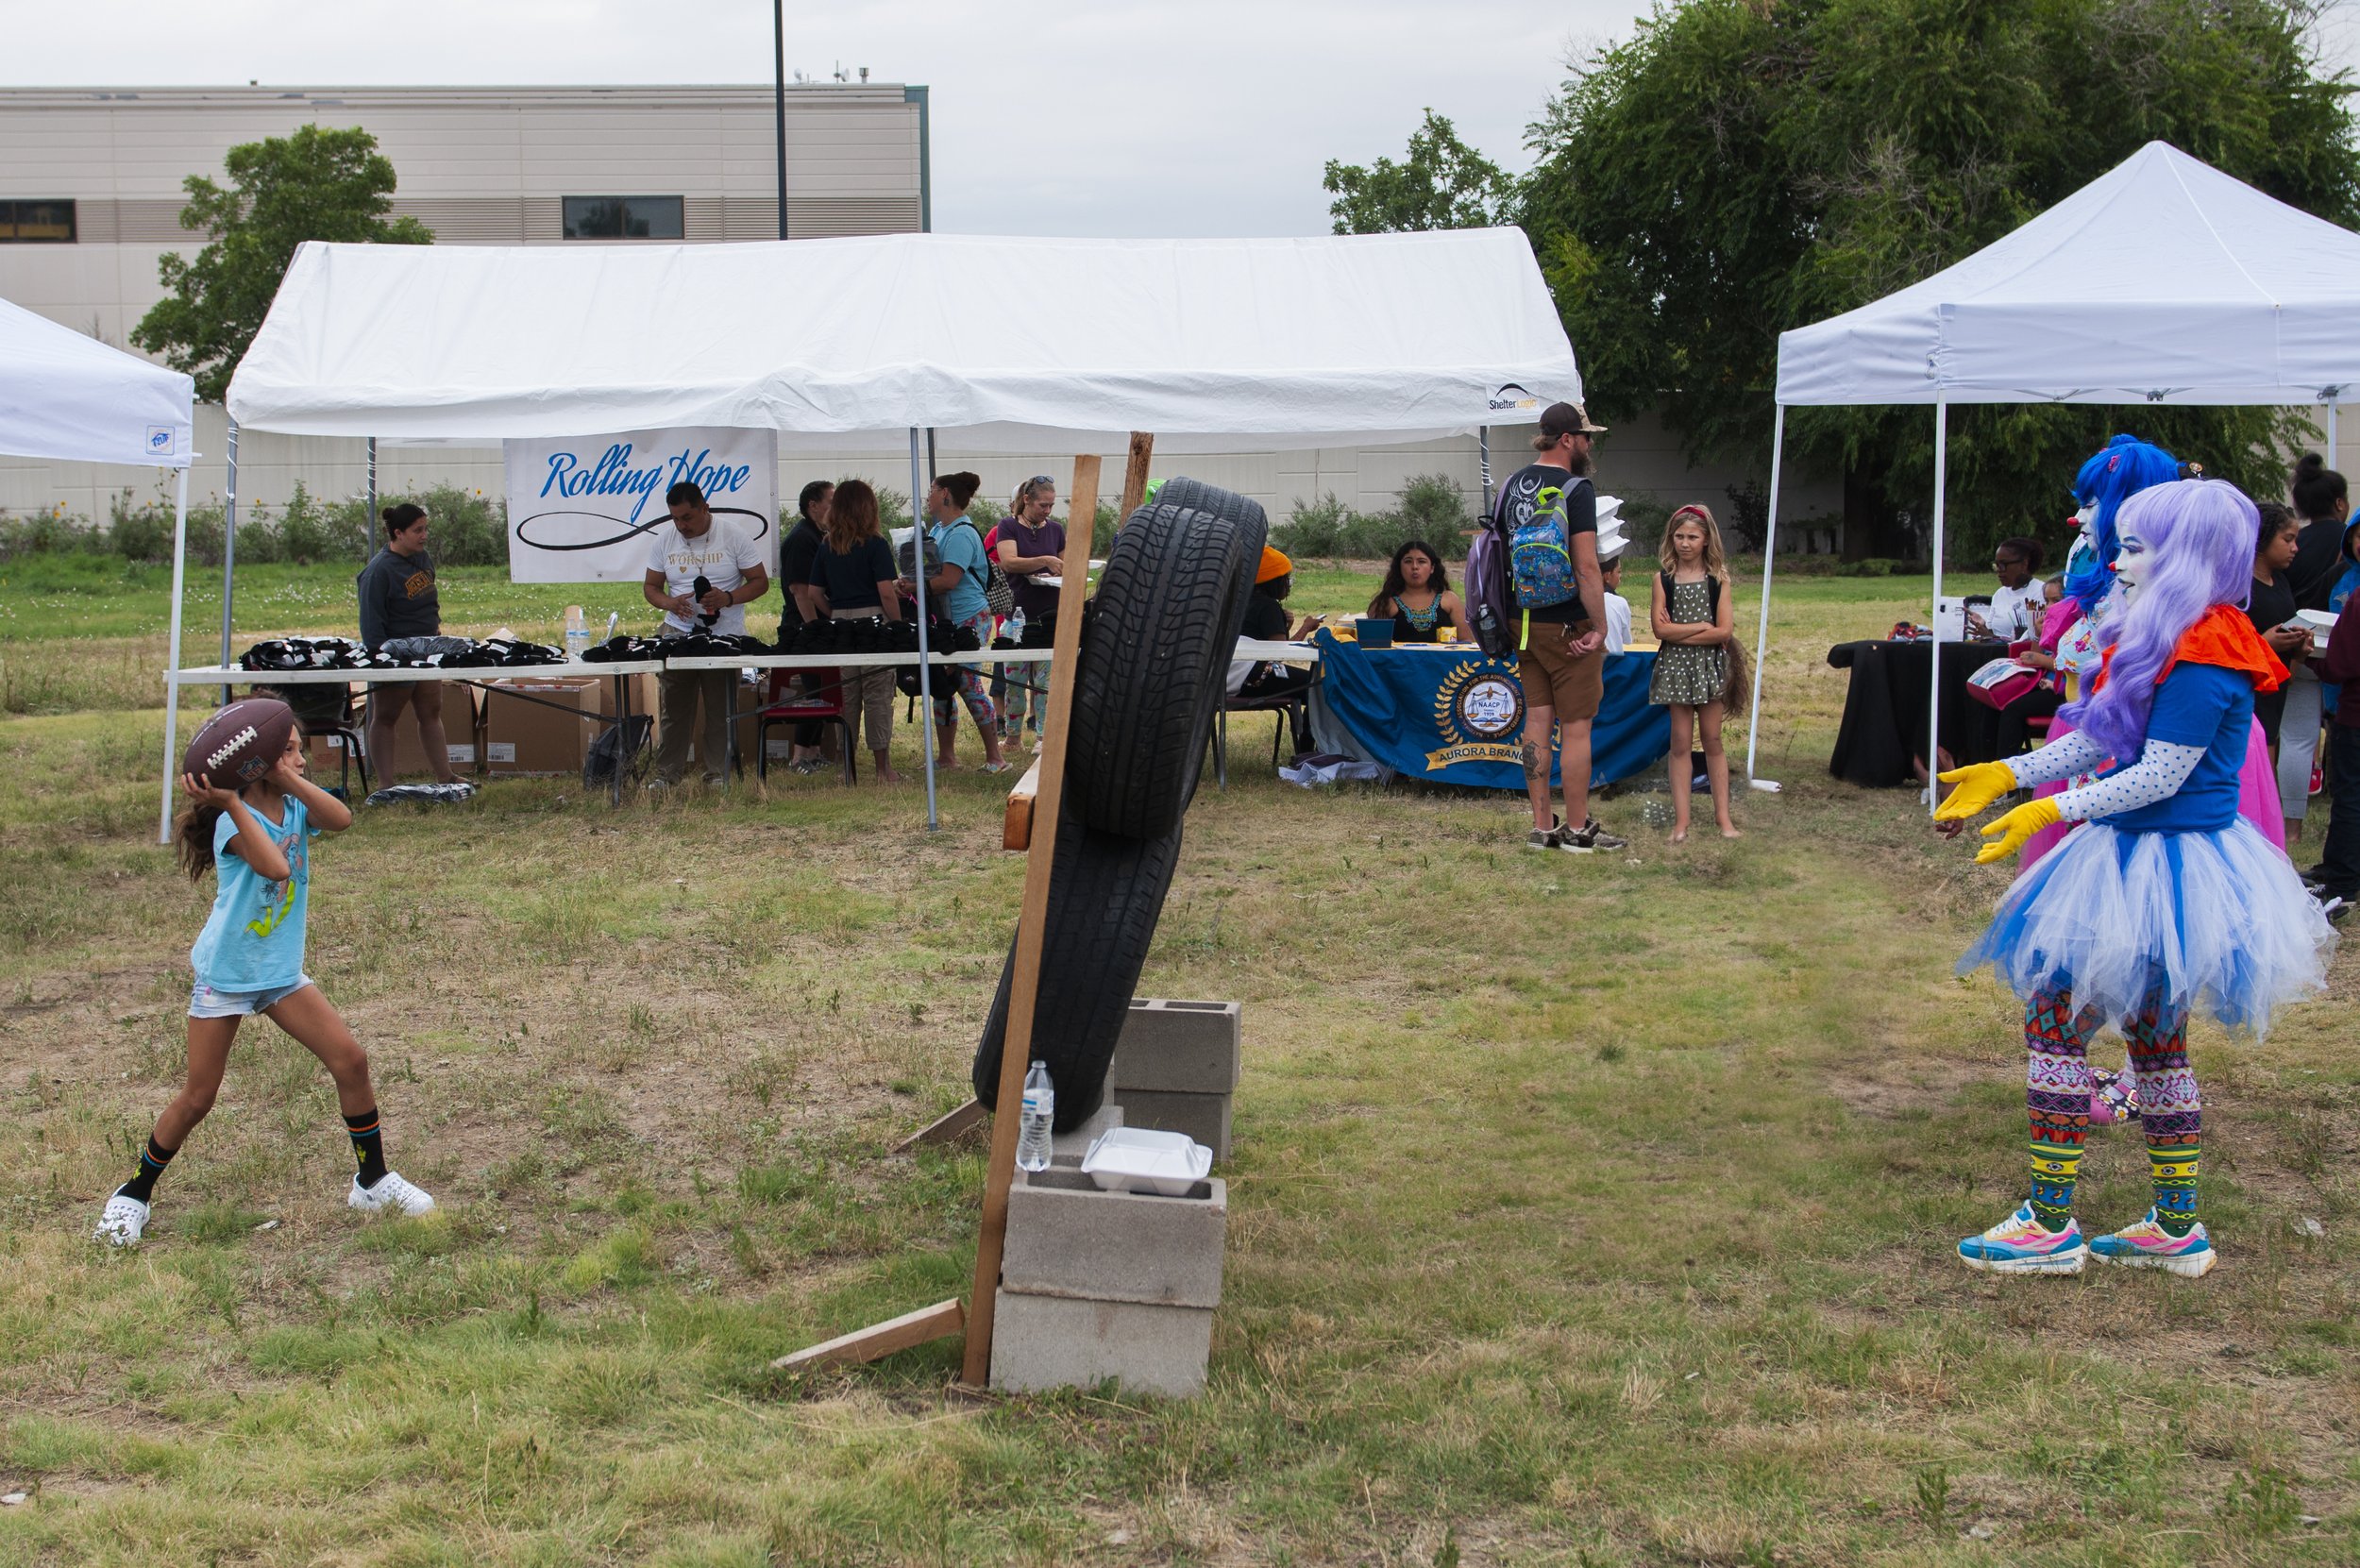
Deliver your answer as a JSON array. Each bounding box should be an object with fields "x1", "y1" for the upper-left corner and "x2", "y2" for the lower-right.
[{"x1": 0, "y1": 82, "x2": 928, "y2": 348}]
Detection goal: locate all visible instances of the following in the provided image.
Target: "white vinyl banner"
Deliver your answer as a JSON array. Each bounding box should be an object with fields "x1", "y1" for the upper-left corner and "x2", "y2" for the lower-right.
[{"x1": 503, "y1": 426, "x2": 778, "y2": 583}]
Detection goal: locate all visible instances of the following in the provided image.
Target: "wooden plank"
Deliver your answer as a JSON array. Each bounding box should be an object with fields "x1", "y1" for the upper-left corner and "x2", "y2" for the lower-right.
[
  {"x1": 771, "y1": 1298, "x2": 966, "y2": 1372},
  {"x1": 961, "y1": 453, "x2": 1102, "y2": 1390},
  {"x1": 890, "y1": 1098, "x2": 987, "y2": 1155},
  {"x1": 1119, "y1": 431, "x2": 1155, "y2": 520},
  {"x1": 1001, "y1": 758, "x2": 1041, "y2": 851}
]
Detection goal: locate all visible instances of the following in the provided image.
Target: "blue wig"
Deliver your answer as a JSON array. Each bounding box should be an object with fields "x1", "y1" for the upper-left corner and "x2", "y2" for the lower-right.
[{"x1": 2060, "y1": 435, "x2": 2181, "y2": 619}]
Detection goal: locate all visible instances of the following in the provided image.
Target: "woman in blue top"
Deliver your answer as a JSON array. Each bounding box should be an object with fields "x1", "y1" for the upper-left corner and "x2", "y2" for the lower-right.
[
  {"x1": 93, "y1": 709, "x2": 435, "y2": 1246},
  {"x1": 1935, "y1": 481, "x2": 2335, "y2": 1279},
  {"x1": 902, "y1": 469, "x2": 1009, "y2": 773}
]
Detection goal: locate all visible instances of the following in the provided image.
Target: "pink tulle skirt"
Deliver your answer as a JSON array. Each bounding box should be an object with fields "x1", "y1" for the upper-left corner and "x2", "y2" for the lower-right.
[{"x1": 2020, "y1": 716, "x2": 2285, "y2": 869}]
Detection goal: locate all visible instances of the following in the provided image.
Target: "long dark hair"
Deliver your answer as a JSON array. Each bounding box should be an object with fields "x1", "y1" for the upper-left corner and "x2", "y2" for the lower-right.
[
  {"x1": 2291, "y1": 451, "x2": 2347, "y2": 521},
  {"x1": 1367, "y1": 539, "x2": 1451, "y2": 616},
  {"x1": 824, "y1": 480, "x2": 881, "y2": 554},
  {"x1": 174, "y1": 801, "x2": 225, "y2": 881}
]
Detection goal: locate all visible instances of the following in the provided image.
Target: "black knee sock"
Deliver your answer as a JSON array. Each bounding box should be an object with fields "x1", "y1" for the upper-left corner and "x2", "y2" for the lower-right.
[
  {"x1": 345, "y1": 1107, "x2": 388, "y2": 1189},
  {"x1": 116, "y1": 1136, "x2": 177, "y2": 1205}
]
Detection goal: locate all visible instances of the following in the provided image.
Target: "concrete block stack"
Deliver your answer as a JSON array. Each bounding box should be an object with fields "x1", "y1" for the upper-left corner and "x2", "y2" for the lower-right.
[{"x1": 1104, "y1": 999, "x2": 1241, "y2": 1161}]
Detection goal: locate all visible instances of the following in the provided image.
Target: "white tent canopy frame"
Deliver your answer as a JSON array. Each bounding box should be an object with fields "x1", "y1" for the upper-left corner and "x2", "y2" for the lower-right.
[
  {"x1": 1745, "y1": 142, "x2": 2360, "y2": 803},
  {"x1": 204, "y1": 227, "x2": 1582, "y2": 824},
  {"x1": 0, "y1": 296, "x2": 198, "y2": 843}
]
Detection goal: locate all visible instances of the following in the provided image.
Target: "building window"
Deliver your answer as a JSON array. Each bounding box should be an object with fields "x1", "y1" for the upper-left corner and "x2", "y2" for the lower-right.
[
  {"x1": 0, "y1": 199, "x2": 76, "y2": 243},
  {"x1": 562, "y1": 196, "x2": 683, "y2": 241}
]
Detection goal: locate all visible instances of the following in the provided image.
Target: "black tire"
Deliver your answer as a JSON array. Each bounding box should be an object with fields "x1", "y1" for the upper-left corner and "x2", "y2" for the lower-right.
[
  {"x1": 970, "y1": 803, "x2": 1185, "y2": 1132},
  {"x1": 1066, "y1": 490, "x2": 1264, "y2": 839},
  {"x1": 1150, "y1": 479, "x2": 1270, "y2": 813}
]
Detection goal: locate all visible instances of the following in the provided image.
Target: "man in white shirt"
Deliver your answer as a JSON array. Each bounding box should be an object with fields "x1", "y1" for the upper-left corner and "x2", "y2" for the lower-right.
[{"x1": 640, "y1": 481, "x2": 768, "y2": 788}]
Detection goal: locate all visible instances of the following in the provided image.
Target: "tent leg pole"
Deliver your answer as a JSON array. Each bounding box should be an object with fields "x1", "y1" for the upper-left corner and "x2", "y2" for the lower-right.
[
  {"x1": 2331, "y1": 400, "x2": 2340, "y2": 470},
  {"x1": 1745, "y1": 405, "x2": 1785, "y2": 787},
  {"x1": 160, "y1": 467, "x2": 192, "y2": 844},
  {"x1": 911, "y1": 429, "x2": 938, "y2": 832},
  {"x1": 1478, "y1": 426, "x2": 1492, "y2": 515},
  {"x1": 1928, "y1": 401, "x2": 1947, "y2": 816},
  {"x1": 366, "y1": 435, "x2": 377, "y2": 523},
  {"x1": 220, "y1": 417, "x2": 240, "y2": 703}
]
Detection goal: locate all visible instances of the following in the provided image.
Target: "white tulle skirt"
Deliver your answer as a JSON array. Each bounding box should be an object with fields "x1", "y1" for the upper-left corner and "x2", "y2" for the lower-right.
[{"x1": 1959, "y1": 818, "x2": 2335, "y2": 1037}]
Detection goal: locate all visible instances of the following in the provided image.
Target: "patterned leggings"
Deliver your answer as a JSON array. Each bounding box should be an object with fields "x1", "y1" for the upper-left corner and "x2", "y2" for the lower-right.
[
  {"x1": 2024, "y1": 980, "x2": 2202, "y2": 1230},
  {"x1": 932, "y1": 611, "x2": 1001, "y2": 733}
]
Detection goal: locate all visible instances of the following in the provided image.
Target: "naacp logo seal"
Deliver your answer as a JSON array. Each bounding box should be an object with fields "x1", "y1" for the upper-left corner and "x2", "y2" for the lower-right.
[{"x1": 1426, "y1": 662, "x2": 1526, "y2": 769}]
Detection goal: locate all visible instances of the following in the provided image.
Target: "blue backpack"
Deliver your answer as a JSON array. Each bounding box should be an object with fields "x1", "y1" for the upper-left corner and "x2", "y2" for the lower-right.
[{"x1": 1508, "y1": 479, "x2": 1580, "y2": 611}]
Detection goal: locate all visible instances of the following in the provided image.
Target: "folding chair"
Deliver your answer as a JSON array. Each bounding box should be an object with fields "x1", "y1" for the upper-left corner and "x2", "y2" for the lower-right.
[
  {"x1": 260, "y1": 682, "x2": 371, "y2": 799},
  {"x1": 757, "y1": 668, "x2": 854, "y2": 784}
]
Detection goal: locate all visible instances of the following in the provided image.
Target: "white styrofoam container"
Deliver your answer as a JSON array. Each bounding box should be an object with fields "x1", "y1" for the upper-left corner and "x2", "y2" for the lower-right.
[{"x1": 1081, "y1": 1126, "x2": 1213, "y2": 1196}]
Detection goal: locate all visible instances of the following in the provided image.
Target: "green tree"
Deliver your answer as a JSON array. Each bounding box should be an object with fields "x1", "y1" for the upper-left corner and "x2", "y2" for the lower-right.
[
  {"x1": 133, "y1": 125, "x2": 432, "y2": 402},
  {"x1": 1324, "y1": 109, "x2": 1515, "y2": 232},
  {"x1": 1521, "y1": 0, "x2": 2360, "y2": 558}
]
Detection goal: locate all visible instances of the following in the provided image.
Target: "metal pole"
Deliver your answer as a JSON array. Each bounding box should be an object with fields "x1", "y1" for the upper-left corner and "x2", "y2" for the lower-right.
[
  {"x1": 220, "y1": 417, "x2": 240, "y2": 701},
  {"x1": 2331, "y1": 400, "x2": 2340, "y2": 471},
  {"x1": 1478, "y1": 426, "x2": 1492, "y2": 514},
  {"x1": 925, "y1": 428, "x2": 937, "y2": 483},
  {"x1": 1928, "y1": 401, "x2": 1948, "y2": 815},
  {"x1": 160, "y1": 466, "x2": 192, "y2": 843},
  {"x1": 366, "y1": 435, "x2": 378, "y2": 523},
  {"x1": 910, "y1": 429, "x2": 938, "y2": 830},
  {"x1": 1745, "y1": 405, "x2": 1786, "y2": 786},
  {"x1": 773, "y1": 0, "x2": 789, "y2": 240}
]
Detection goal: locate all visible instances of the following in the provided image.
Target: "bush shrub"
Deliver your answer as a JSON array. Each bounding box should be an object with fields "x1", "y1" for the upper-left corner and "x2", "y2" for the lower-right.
[
  {"x1": 1273, "y1": 474, "x2": 1475, "y2": 561},
  {"x1": 0, "y1": 509, "x2": 102, "y2": 560}
]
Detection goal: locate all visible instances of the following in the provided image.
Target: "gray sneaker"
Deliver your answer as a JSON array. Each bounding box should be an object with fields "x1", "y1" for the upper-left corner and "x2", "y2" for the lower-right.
[
  {"x1": 1526, "y1": 816, "x2": 1567, "y2": 851},
  {"x1": 1560, "y1": 818, "x2": 1627, "y2": 853}
]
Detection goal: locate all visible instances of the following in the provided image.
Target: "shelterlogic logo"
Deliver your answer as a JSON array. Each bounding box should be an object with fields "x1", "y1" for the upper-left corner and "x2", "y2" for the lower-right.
[
  {"x1": 1488, "y1": 383, "x2": 1542, "y2": 413},
  {"x1": 146, "y1": 425, "x2": 178, "y2": 455}
]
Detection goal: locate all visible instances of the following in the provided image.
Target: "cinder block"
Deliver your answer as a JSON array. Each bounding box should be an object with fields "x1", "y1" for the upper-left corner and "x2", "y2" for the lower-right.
[
  {"x1": 1003, "y1": 1168, "x2": 1225, "y2": 1307},
  {"x1": 1107, "y1": 999, "x2": 1241, "y2": 1094},
  {"x1": 1110, "y1": 1088, "x2": 1232, "y2": 1163},
  {"x1": 989, "y1": 1289, "x2": 1213, "y2": 1398},
  {"x1": 1049, "y1": 1103, "x2": 1123, "y2": 1169}
]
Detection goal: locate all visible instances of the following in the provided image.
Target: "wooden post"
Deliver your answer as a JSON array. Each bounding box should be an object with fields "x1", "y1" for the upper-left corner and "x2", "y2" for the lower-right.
[
  {"x1": 772, "y1": 1298, "x2": 966, "y2": 1372},
  {"x1": 960, "y1": 453, "x2": 1102, "y2": 1390},
  {"x1": 1119, "y1": 431, "x2": 1155, "y2": 520}
]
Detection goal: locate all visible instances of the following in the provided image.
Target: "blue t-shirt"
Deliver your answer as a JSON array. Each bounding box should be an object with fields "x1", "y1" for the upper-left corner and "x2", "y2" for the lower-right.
[
  {"x1": 928, "y1": 517, "x2": 990, "y2": 625},
  {"x1": 2096, "y1": 663, "x2": 2252, "y2": 834},
  {"x1": 189, "y1": 796, "x2": 317, "y2": 991}
]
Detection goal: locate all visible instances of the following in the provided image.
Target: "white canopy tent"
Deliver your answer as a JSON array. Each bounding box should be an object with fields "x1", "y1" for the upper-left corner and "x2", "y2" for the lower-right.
[
  {"x1": 1748, "y1": 141, "x2": 2360, "y2": 799},
  {"x1": 0, "y1": 296, "x2": 198, "y2": 841},
  {"x1": 205, "y1": 227, "x2": 1579, "y2": 820}
]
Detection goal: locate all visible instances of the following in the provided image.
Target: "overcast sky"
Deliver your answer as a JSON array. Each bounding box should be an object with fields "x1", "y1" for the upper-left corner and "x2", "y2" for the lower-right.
[{"x1": 15, "y1": 1, "x2": 2360, "y2": 238}]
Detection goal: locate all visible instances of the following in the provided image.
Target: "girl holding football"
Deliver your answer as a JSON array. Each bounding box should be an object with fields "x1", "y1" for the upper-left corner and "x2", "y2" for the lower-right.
[{"x1": 94, "y1": 700, "x2": 434, "y2": 1245}]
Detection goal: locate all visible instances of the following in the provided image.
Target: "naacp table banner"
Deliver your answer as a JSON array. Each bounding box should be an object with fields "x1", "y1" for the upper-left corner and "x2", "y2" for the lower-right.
[
  {"x1": 504, "y1": 427, "x2": 778, "y2": 583},
  {"x1": 1305, "y1": 628, "x2": 1668, "y2": 789}
]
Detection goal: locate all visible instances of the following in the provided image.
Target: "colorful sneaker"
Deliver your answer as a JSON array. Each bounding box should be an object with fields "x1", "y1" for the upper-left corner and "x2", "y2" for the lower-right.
[
  {"x1": 1957, "y1": 1203, "x2": 2087, "y2": 1273},
  {"x1": 1526, "y1": 816, "x2": 1568, "y2": 851},
  {"x1": 348, "y1": 1171, "x2": 437, "y2": 1217},
  {"x1": 2089, "y1": 1210, "x2": 2217, "y2": 1277},
  {"x1": 93, "y1": 1194, "x2": 149, "y2": 1247}
]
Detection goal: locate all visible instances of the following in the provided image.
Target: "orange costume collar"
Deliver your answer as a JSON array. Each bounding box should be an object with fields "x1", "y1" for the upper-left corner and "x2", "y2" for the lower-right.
[{"x1": 2091, "y1": 604, "x2": 2287, "y2": 695}]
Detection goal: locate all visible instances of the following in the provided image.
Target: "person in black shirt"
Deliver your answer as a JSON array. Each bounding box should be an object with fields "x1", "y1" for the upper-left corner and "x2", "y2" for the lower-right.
[
  {"x1": 775, "y1": 481, "x2": 834, "y2": 772},
  {"x1": 2280, "y1": 453, "x2": 2350, "y2": 826},
  {"x1": 804, "y1": 479, "x2": 903, "y2": 784},
  {"x1": 2248, "y1": 501, "x2": 2310, "y2": 750},
  {"x1": 355, "y1": 503, "x2": 459, "y2": 787}
]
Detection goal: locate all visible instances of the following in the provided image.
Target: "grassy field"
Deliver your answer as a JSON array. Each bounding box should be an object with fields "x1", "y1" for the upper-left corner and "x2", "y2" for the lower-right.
[{"x1": 1, "y1": 562, "x2": 2354, "y2": 1565}]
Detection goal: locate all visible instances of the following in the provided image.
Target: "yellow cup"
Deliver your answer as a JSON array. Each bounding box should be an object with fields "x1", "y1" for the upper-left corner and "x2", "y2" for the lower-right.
[{"x1": 1435, "y1": 625, "x2": 1457, "y2": 644}]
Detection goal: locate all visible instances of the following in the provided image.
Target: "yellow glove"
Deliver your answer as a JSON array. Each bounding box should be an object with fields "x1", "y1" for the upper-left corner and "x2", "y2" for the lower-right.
[
  {"x1": 1934, "y1": 760, "x2": 2018, "y2": 821},
  {"x1": 1976, "y1": 797, "x2": 2061, "y2": 864}
]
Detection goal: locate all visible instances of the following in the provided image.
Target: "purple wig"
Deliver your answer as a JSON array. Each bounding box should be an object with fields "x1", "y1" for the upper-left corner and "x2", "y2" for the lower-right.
[{"x1": 2059, "y1": 479, "x2": 2258, "y2": 761}]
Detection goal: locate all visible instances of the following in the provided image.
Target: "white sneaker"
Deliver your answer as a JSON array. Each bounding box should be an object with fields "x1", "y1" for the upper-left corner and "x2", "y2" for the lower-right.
[
  {"x1": 93, "y1": 1194, "x2": 150, "y2": 1247},
  {"x1": 348, "y1": 1171, "x2": 436, "y2": 1217}
]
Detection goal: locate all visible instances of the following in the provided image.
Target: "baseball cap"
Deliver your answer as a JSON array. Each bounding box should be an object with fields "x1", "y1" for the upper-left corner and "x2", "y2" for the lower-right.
[{"x1": 1536, "y1": 401, "x2": 1609, "y2": 445}]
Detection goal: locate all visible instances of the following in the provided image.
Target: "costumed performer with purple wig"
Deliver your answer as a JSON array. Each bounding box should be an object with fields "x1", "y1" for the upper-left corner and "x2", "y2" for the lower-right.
[{"x1": 1933, "y1": 480, "x2": 2335, "y2": 1278}]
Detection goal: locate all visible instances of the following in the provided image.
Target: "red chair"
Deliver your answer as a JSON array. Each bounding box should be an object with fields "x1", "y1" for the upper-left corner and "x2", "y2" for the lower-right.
[{"x1": 757, "y1": 668, "x2": 854, "y2": 784}]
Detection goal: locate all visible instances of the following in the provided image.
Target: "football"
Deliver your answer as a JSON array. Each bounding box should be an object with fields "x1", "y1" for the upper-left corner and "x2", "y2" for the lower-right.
[{"x1": 184, "y1": 698, "x2": 299, "y2": 792}]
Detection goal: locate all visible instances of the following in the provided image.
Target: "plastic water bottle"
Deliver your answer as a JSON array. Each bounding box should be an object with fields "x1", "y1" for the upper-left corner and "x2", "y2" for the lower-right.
[
  {"x1": 1007, "y1": 606, "x2": 1027, "y2": 646},
  {"x1": 1017, "y1": 1061, "x2": 1054, "y2": 1172},
  {"x1": 564, "y1": 604, "x2": 589, "y2": 663}
]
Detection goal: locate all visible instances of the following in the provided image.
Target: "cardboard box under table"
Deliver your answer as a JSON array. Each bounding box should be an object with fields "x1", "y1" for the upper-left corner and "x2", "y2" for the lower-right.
[{"x1": 480, "y1": 676, "x2": 604, "y2": 775}]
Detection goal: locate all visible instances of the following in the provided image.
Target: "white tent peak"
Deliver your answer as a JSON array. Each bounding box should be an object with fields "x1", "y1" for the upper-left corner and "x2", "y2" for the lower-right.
[
  {"x1": 227, "y1": 227, "x2": 1581, "y2": 452},
  {"x1": 0, "y1": 295, "x2": 194, "y2": 467},
  {"x1": 1777, "y1": 140, "x2": 2360, "y2": 406}
]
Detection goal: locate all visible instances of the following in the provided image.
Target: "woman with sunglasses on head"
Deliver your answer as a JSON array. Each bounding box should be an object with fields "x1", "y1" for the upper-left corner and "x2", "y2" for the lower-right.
[{"x1": 994, "y1": 476, "x2": 1066, "y2": 750}]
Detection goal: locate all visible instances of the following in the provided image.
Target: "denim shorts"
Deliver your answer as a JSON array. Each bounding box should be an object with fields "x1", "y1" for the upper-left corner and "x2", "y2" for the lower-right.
[{"x1": 188, "y1": 974, "x2": 314, "y2": 1019}]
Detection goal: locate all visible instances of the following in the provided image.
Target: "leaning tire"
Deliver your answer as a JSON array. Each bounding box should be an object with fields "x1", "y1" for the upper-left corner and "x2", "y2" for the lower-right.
[
  {"x1": 970, "y1": 803, "x2": 1184, "y2": 1132},
  {"x1": 1066, "y1": 491, "x2": 1264, "y2": 839}
]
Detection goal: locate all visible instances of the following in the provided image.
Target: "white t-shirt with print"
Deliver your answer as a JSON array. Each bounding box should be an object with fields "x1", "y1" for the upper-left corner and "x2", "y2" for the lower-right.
[{"x1": 647, "y1": 516, "x2": 766, "y2": 637}]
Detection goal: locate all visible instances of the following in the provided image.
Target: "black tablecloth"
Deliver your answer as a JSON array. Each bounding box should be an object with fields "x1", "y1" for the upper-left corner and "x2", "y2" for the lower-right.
[{"x1": 1826, "y1": 638, "x2": 2012, "y2": 787}]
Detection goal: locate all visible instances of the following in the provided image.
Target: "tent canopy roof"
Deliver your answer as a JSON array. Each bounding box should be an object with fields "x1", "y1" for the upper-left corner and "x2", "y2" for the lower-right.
[
  {"x1": 227, "y1": 228, "x2": 1580, "y2": 452},
  {"x1": 0, "y1": 295, "x2": 194, "y2": 467},
  {"x1": 1776, "y1": 141, "x2": 2360, "y2": 408}
]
